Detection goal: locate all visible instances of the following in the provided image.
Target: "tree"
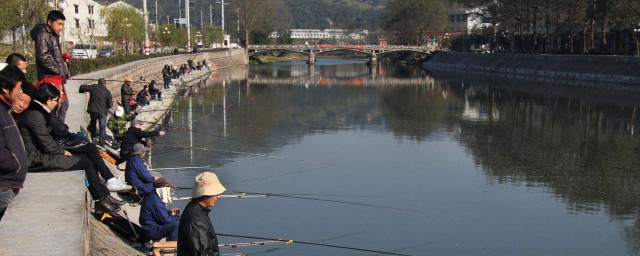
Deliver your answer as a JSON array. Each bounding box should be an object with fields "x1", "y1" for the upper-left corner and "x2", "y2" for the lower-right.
[
  {"x1": 232, "y1": 0, "x2": 292, "y2": 48},
  {"x1": 384, "y1": 0, "x2": 448, "y2": 45},
  {"x1": 0, "y1": 0, "x2": 49, "y2": 53},
  {"x1": 101, "y1": 6, "x2": 144, "y2": 55},
  {"x1": 200, "y1": 24, "x2": 224, "y2": 48}
]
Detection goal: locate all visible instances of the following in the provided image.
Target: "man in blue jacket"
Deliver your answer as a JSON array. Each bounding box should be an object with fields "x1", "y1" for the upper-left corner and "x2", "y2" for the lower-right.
[
  {"x1": 0, "y1": 70, "x2": 28, "y2": 221},
  {"x1": 126, "y1": 143, "x2": 180, "y2": 241}
]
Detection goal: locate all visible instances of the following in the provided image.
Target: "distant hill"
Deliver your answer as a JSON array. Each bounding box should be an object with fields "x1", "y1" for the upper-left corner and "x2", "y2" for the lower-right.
[{"x1": 119, "y1": 0, "x2": 387, "y2": 30}]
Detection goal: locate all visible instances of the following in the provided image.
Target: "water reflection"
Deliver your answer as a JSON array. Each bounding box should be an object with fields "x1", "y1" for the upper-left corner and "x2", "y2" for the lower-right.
[{"x1": 150, "y1": 59, "x2": 640, "y2": 255}]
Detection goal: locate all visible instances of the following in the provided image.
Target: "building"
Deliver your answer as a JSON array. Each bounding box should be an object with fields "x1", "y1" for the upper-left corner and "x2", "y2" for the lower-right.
[
  {"x1": 271, "y1": 29, "x2": 369, "y2": 42},
  {"x1": 47, "y1": 0, "x2": 140, "y2": 50},
  {"x1": 447, "y1": 8, "x2": 491, "y2": 34}
]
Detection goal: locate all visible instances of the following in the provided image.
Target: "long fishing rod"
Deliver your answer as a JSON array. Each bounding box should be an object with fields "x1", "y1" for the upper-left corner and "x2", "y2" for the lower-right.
[
  {"x1": 217, "y1": 233, "x2": 412, "y2": 256},
  {"x1": 153, "y1": 144, "x2": 286, "y2": 159},
  {"x1": 148, "y1": 165, "x2": 212, "y2": 171},
  {"x1": 231, "y1": 190, "x2": 427, "y2": 215},
  {"x1": 172, "y1": 194, "x2": 268, "y2": 200}
]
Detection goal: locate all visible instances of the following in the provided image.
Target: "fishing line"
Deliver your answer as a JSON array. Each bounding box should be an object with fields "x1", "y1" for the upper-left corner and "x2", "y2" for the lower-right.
[
  {"x1": 153, "y1": 144, "x2": 286, "y2": 159},
  {"x1": 230, "y1": 190, "x2": 428, "y2": 215},
  {"x1": 217, "y1": 233, "x2": 412, "y2": 256}
]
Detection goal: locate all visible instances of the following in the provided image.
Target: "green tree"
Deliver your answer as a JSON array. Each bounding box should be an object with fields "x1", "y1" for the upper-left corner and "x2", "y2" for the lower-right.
[
  {"x1": 200, "y1": 24, "x2": 224, "y2": 48},
  {"x1": 384, "y1": 0, "x2": 448, "y2": 45},
  {"x1": 0, "y1": 0, "x2": 49, "y2": 53},
  {"x1": 102, "y1": 5, "x2": 144, "y2": 55}
]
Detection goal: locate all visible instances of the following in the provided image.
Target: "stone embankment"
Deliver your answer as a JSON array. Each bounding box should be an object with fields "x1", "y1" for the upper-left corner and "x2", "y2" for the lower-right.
[
  {"x1": 0, "y1": 49, "x2": 247, "y2": 256},
  {"x1": 423, "y1": 51, "x2": 640, "y2": 85}
]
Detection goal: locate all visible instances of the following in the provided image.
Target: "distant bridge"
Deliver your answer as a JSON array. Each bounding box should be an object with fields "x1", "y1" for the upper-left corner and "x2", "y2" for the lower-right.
[
  {"x1": 248, "y1": 44, "x2": 435, "y2": 65},
  {"x1": 247, "y1": 76, "x2": 435, "y2": 87}
]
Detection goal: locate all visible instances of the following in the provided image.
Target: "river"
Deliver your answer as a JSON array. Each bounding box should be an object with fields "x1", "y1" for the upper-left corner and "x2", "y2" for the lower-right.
[{"x1": 150, "y1": 58, "x2": 640, "y2": 255}]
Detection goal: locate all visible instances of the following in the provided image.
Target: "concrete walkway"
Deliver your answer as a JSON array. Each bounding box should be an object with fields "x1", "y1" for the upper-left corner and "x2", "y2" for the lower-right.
[{"x1": 0, "y1": 172, "x2": 89, "y2": 256}]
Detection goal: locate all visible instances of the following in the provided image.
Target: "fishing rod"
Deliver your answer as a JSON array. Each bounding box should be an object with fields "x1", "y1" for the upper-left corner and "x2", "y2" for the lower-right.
[
  {"x1": 148, "y1": 165, "x2": 212, "y2": 171},
  {"x1": 172, "y1": 194, "x2": 268, "y2": 201},
  {"x1": 153, "y1": 144, "x2": 286, "y2": 159},
  {"x1": 220, "y1": 239, "x2": 291, "y2": 248},
  {"x1": 230, "y1": 190, "x2": 427, "y2": 215},
  {"x1": 217, "y1": 233, "x2": 412, "y2": 256},
  {"x1": 71, "y1": 77, "x2": 151, "y2": 85}
]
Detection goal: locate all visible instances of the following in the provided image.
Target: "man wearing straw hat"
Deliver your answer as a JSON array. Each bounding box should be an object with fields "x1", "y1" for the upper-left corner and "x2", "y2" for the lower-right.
[{"x1": 177, "y1": 172, "x2": 226, "y2": 256}]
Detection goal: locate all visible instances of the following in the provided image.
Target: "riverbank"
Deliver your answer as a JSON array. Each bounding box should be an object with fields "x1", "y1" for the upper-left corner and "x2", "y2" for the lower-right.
[
  {"x1": 0, "y1": 49, "x2": 247, "y2": 255},
  {"x1": 423, "y1": 51, "x2": 640, "y2": 85}
]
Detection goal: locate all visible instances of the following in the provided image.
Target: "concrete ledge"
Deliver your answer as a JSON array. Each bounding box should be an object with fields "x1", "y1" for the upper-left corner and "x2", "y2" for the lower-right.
[{"x1": 0, "y1": 172, "x2": 89, "y2": 256}]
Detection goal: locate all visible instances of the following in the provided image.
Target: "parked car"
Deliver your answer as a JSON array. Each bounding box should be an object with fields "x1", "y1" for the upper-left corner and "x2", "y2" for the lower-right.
[
  {"x1": 72, "y1": 44, "x2": 98, "y2": 59},
  {"x1": 98, "y1": 47, "x2": 115, "y2": 58}
]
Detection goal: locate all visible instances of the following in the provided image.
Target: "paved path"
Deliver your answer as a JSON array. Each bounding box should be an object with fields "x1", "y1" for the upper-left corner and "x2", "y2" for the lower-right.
[{"x1": 0, "y1": 172, "x2": 89, "y2": 256}]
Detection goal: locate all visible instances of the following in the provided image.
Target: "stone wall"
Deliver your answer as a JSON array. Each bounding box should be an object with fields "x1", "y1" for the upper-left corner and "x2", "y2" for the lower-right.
[
  {"x1": 423, "y1": 51, "x2": 640, "y2": 85},
  {"x1": 74, "y1": 49, "x2": 247, "y2": 99}
]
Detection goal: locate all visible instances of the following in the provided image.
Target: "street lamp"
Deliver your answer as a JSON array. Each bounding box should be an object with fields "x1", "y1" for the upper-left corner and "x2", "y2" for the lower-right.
[
  {"x1": 162, "y1": 27, "x2": 170, "y2": 51},
  {"x1": 235, "y1": 8, "x2": 240, "y2": 44},
  {"x1": 195, "y1": 31, "x2": 202, "y2": 49},
  {"x1": 58, "y1": 0, "x2": 68, "y2": 53}
]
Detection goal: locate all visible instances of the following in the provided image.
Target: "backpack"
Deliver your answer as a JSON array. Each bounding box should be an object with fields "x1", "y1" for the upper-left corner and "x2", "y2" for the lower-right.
[{"x1": 93, "y1": 211, "x2": 148, "y2": 243}]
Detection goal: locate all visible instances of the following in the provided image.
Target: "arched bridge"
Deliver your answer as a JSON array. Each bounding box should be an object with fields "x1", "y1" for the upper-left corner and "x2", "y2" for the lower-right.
[{"x1": 248, "y1": 44, "x2": 435, "y2": 65}]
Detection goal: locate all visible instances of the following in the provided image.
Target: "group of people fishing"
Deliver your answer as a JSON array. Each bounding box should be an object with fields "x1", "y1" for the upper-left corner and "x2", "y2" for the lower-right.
[{"x1": 0, "y1": 10, "x2": 226, "y2": 255}]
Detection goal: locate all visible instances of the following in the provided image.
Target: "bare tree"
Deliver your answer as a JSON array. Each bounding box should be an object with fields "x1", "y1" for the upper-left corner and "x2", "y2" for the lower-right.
[{"x1": 233, "y1": 0, "x2": 291, "y2": 48}]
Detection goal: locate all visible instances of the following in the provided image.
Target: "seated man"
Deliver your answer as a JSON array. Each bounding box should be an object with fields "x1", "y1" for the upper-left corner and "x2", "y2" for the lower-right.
[
  {"x1": 148, "y1": 80, "x2": 162, "y2": 101},
  {"x1": 126, "y1": 144, "x2": 180, "y2": 241},
  {"x1": 135, "y1": 85, "x2": 151, "y2": 107}
]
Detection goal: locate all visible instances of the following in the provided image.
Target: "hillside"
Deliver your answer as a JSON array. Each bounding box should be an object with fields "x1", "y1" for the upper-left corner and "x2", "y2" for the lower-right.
[{"x1": 121, "y1": 0, "x2": 387, "y2": 29}]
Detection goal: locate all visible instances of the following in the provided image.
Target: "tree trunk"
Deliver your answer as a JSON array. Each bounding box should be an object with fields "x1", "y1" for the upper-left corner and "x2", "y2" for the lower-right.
[
  {"x1": 245, "y1": 30, "x2": 250, "y2": 49},
  {"x1": 12, "y1": 27, "x2": 17, "y2": 53}
]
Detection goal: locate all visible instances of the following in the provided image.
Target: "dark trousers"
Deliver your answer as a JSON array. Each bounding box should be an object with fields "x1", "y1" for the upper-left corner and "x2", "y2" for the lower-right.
[
  {"x1": 147, "y1": 221, "x2": 179, "y2": 241},
  {"x1": 150, "y1": 90, "x2": 162, "y2": 99},
  {"x1": 0, "y1": 187, "x2": 19, "y2": 221},
  {"x1": 88, "y1": 112, "x2": 107, "y2": 146},
  {"x1": 67, "y1": 143, "x2": 115, "y2": 199},
  {"x1": 122, "y1": 98, "x2": 132, "y2": 115},
  {"x1": 57, "y1": 99, "x2": 69, "y2": 123}
]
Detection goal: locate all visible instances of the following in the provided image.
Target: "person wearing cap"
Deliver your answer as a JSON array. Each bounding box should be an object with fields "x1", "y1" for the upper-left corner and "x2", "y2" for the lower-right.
[
  {"x1": 177, "y1": 172, "x2": 226, "y2": 256},
  {"x1": 118, "y1": 119, "x2": 165, "y2": 161},
  {"x1": 126, "y1": 143, "x2": 181, "y2": 241},
  {"x1": 107, "y1": 106, "x2": 130, "y2": 138},
  {"x1": 120, "y1": 76, "x2": 135, "y2": 115},
  {"x1": 79, "y1": 78, "x2": 112, "y2": 146}
]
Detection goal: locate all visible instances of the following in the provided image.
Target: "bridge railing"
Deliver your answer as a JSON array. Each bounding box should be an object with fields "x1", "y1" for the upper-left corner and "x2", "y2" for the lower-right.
[{"x1": 248, "y1": 45, "x2": 434, "y2": 52}]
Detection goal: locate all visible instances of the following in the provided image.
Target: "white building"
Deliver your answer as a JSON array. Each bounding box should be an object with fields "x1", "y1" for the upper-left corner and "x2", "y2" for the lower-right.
[
  {"x1": 271, "y1": 29, "x2": 369, "y2": 41},
  {"x1": 447, "y1": 8, "x2": 491, "y2": 34},
  {"x1": 48, "y1": 0, "x2": 140, "y2": 49}
]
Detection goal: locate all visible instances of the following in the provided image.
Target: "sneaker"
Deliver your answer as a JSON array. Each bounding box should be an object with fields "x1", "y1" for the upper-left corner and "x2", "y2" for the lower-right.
[
  {"x1": 107, "y1": 195, "x2": 126, "y2": 206},
  {"x1": 95, "y1": 198, "x2": 121, "y2": 213},
  {"x1": 106, "y1": 178, "x2": 131, "y2": 192}
]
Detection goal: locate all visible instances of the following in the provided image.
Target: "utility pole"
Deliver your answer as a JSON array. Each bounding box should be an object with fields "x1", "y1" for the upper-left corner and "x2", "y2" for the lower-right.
[
  {"x1": 155, "y1": 0, "x2": 158, "y2": 25},
  {"x1": 143, "y1": 0, "x2": 150, "y2": 55},
  {"x1": 186, "y1": 0, "x2": 191, "y2": 50},
  {"x1": 178, "y1": 0, "x2": 182, "y2": 19},
  {"x1": 200, "y1": 7, "x2": 203, "y2": 29},
  {"x1": 210, "y1": 5, "x2": 213, "y2": 25}
]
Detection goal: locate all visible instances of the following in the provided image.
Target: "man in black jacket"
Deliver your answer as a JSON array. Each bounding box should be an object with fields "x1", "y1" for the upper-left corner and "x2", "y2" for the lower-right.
[
  {"x1": 0, "y1": 71, "x2": 28, "y2": 221},
  {"x1": 118, "y1": 119, "x2": 165, "y2": 161},
  {"x1": 31, "y1": 10, "x2": 70, "y2": 122},
  {"x1": 120, "y1": 76, "x2": 135, "y2": 115},
  {"x1": 79, "y1": 78, "x2": 112, "y2": 146},
  {"x1": 178, "y1": 172, "x2": 226, "y2": 256}
]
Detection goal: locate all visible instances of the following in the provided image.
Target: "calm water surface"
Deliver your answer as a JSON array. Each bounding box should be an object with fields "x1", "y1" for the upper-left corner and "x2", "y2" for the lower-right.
[{"x1": 151, "y1": 58, "x2": 640, "y2": 255}]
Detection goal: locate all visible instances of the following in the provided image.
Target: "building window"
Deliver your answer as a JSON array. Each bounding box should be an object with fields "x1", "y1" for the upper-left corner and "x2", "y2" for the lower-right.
[
  {"x1": 74, "y1": 5, "x2": 79, "y2": 14},
  {"x1": 75, "y1": 19, "x2": 80, "y2": 28},
  {"x1": 88, "y1": 6, "x2": 94, "y2": 15},
  {"x1": 88, "y1": 19, "x2": 94, "y2": 29}
]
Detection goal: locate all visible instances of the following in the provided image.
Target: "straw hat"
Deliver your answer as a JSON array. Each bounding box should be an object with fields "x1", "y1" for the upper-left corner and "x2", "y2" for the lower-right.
[
  {"x1": 192, "y1": 172, "x2": 226, "y2": 198},
  {"x1": 124, "y1": 76, "x2": 132, "y2": 82}
]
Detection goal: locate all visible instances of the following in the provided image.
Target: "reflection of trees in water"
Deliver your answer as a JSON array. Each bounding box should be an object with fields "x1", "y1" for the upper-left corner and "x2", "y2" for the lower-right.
[{"x1": 456, "y1": 83, "x2": 640, "y2": 253}]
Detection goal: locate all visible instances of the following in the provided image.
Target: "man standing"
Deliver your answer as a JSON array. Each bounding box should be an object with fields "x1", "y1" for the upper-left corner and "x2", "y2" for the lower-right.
[
  {"x1": 79, "y1": 78, "x2": 112, "y2": 146},
  {"x1": 120, "y1": 76, "x2": 135, "y2": 115},
  {"x1": 178, "y1": 172, "x2": 226, "y2": 255},
  {"x1": 30, "y1": 10, "x2": 70, "y2": 122},
  {"x1": 0, "y1": 71, "x2": 28, "y2": 221}
]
